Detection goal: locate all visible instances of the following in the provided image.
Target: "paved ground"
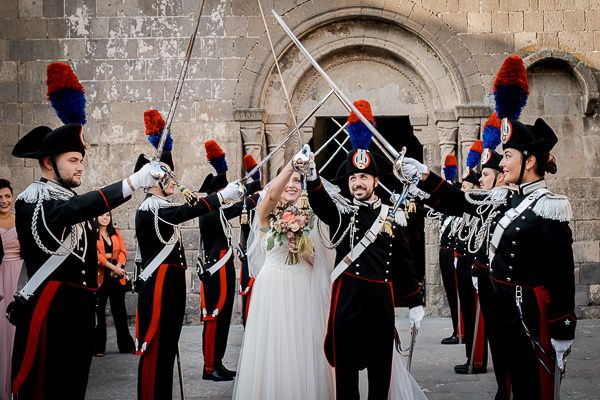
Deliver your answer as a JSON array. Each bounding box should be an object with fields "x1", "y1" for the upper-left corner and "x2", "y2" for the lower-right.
[{"x1": 87, "y1": 317, "x2": 600, "y2": 399}]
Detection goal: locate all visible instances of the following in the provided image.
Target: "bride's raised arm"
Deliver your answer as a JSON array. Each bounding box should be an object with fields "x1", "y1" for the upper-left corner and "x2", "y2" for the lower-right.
[{"x1": 257, "y1": 161, "x2": 295, "y2": 228}]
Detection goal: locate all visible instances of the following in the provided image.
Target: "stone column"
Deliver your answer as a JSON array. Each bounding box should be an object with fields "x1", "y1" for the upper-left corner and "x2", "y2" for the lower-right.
[
  {"x1": 234, "y1": 108, "x2": 267, "y2": 170},
  {"x1": 455, "y1": 105, "x2": 492, "y2": 176},
  {"x1": 265, "y1": 114, "x2": 290, "y2": 180},
  {"x1": 434, "y1": 109, "x2": 459, "y2": 175}
]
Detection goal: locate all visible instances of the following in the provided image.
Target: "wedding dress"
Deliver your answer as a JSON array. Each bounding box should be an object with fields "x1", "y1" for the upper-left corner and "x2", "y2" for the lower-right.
[{"x1": 232, "y1": 220, "x2": 335, "y2": 400}]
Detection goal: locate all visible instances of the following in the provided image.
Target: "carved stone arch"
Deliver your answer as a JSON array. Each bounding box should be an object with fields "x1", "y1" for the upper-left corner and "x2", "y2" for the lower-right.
[
  {"x1": 523, "y1": 49, "x2": 599, "y2": 115},
  {"x1": 233, "y1": 2, "x2": 482, "y2": 111}
]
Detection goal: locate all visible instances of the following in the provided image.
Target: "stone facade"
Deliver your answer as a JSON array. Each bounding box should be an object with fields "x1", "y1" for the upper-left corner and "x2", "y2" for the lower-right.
[{"x1": 1, "y1": 0, "x2": 599, "y2": 322}]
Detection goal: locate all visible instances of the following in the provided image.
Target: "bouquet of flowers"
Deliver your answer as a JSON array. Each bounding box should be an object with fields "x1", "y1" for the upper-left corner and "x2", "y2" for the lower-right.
[{"x1": 265, "y1": 204, "x2": 314, "y2": 265}]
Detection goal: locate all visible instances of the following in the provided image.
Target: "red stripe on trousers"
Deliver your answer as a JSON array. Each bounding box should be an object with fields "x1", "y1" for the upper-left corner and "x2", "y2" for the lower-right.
[
  {"x1": 534, "y1": 286, "x2": 553, "y2": 400},
  {"x1": 472, "y1": 293, "x2": 486, "y2": 369},
  {"x1": 135, "y1": 265, "x2": 168, "y2": 355},
  {"x1": 203, "y1": 321, "x2": 217, "y2": 373},
  {"x1": 453, "y1": 266, "x2": 464, "y2": 340},
  {"x1": 12, "y1": 281, "x2": 61, "y2": 395},
  {"x1": 326, "y1": 278, "x2": 343, "y2": 367},
  {"x1": 140, "y1": 330, "x2": 159, "y2": 400}
]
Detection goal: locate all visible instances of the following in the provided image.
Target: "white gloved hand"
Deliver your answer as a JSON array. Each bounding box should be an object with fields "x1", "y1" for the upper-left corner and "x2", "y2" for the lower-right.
[
  {"x1": 125, "y1": 163, "x2": 160, "y2": 195},
  {"x1": 218, "y1": 181, "x2": 243, "y2": 205},
  {"x1": 472, "y1": 276, "x2": 479, "y2": 291},
  {"x1": 292, "y1": 144, "x2": 311, "y2": 173},
  {"x1": 401, "y1": 157, "x2": 428, "y2": 180},
  {"x1": 307, "y1": 151, "x2": 318, "y2": 181},
  {"x1": 409, "y1": 305, "x2": 425, "y2": 330},
  {"x1": 551, "y1": 338, "x2": 573, "y2": 370}
]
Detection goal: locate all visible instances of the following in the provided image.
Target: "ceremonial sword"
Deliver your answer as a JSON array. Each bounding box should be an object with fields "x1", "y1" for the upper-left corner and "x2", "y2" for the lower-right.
[
  {"x1": 146, "y1": 0, "x2": 207, "y2": 185},
  {"x1": 406, "y1": 325, "x2": 418, "y2": 372},
  {"x1": 272, "y1": 11, "x2": 406, "y2": 181}
]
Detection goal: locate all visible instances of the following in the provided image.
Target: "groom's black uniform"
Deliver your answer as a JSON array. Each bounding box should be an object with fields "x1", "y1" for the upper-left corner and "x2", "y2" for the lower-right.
[{"x1": 307, "y1": 150, "x2": 423, "y2": 400}]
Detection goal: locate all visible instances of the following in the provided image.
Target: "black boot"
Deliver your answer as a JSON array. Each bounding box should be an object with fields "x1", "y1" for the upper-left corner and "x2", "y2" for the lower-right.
[
  {"x1": 454, "y1": 360, "x2": 487, "y2": 374},
  {"x1": 202, "y1": 368, "x2": 234, "y2": 381},
  {"x1": 216, "y1": 364, "x2": 236, "y2": 377},
  {"x1": 441, "y1": 334, "x2": 459, "y2": 345}
]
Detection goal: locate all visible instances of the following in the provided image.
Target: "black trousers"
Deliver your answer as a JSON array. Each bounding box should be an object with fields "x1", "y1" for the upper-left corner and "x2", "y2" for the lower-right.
[
  {"x1": 456, "y1": 254, "x2": 488, "y2": 368},
  {"x1": 12, "y1": 282, "x2": 96, "y2": 400},
  {"x1": 439, "y1": 247, "x2": 459, "y2": 336},
  {"x1": 202, "y1": 263, "x2": 236, "y2": 372},
  {"x1": 478, "y1": 272, "x2": 510, "y2": 399},
  {"x1": 492, "y1": 282, "x2": 555, "y2": 400},
  {"x1": 94, "y1": 272, "x2": 134, "y2": 354},
  {"x1": 137, "y1": 265, "x2": 186, "y2": 400},
  {"x1": 325, "y1": 274, "x2": 395, "y2": 400}
]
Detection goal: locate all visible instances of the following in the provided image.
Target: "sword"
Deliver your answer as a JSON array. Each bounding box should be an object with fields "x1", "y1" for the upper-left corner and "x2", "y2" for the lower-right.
[
  {"x1": 176, "y1": 344, "x2": 185, "y2": 399},
  {"x1": 241, "y1": 89, "x2": 335, "y2": 183},
  {"x1": 153, "y1": 0, "x2": 206, "y2": 163},
  {"x1": 272, "y1": 11, "x2": 406, "y2": 180},
  {"x1": 554, "y1": 358, "x2": 561, "y2": 400},
  {"x1": 406, "y1": 325, "x2": 418, "y2": 372}
]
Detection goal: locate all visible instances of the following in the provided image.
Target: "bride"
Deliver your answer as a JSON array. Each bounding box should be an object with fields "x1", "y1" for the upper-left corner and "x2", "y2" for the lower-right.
[{"x1": 233, "y1": 161, "x2": 335, "y2": 399}]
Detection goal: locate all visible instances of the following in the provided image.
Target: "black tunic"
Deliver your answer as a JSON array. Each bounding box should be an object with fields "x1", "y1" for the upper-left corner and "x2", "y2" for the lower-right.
[{"x1": 11, "y1": 178, "x2": 130, "y2": 400}]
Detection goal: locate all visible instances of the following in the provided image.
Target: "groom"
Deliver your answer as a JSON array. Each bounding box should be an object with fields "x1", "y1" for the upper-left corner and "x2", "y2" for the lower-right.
[{"x1": 298, "y1": 143, "x2": 425, "y2": 399}]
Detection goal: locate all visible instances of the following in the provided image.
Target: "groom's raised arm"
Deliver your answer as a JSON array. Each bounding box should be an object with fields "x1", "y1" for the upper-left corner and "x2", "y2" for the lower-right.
[{"x1": 306, "y1": 177, "x2": 342, "y2": 230}]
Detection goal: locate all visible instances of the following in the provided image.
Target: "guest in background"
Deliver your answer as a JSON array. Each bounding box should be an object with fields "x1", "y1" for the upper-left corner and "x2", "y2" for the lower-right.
[
  {"x1": 0, "y1": 179, "x2": 23, "y2": 399},
  {"x1": 94, "y1": 211, "x2": 135, "y2": 356}
]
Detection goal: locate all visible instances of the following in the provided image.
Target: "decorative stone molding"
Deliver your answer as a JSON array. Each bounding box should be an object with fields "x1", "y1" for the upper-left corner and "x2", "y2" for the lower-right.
[
  {"x1": 235, "y1": 108, "x2": 267, "y2": 163},
  {"x1": 523, "y1": 49, "x2": 599, "y2": 115},
  {"x1": 455, "y1": 105, "x2": 492, "y2": 174},
  {"x1": 265, "y1": 114, "x2": 290, "y2": 180}
]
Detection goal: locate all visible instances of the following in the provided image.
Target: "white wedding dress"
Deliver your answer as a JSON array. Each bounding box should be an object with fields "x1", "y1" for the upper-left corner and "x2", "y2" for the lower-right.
[{"x1": 232, "y1": 224, "x2": 335, "y2": 400}]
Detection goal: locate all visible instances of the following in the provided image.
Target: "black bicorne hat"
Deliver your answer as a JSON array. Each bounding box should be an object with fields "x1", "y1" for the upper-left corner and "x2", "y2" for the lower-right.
[
  {"x1": 462, "y1": 168, "x2": 481, "y2": 185},
  {"x1": 198, "y1": 172, "x2": 228, "y2": 194},
  {"x1": 12, "y1": 124, "x2": 87, "y2": 159},
  {"x1": 501, "y1": 118, "x2": 558, "y2": 155},
  {"x1": 480, "y1": 148, "x2": 503, "y2": 171},
  {"x1": 133, "y1": 151, "x2": 174, "y2": 173}
]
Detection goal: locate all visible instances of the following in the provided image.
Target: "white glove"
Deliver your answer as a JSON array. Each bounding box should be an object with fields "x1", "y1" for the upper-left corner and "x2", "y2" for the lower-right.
[
  {"x1": 292, "y1": 144, "x2": 312, "y2": 175},
  {"x1": 472, "y1": 276, "x2": 478, "y2": 291},
  {"x1": 401, "y1": 157, "x2": 428, "y2": 180},
  {"x1": 409, "y1": 305, "x2": 425, "y2": 330},
  {"x1": 307, "y1": 151, "x2": 318, "y2": 181},
  {"x1": 218, "y1": 181, "x2": 243, "y2": 205},
  {"x1": 124, "y1": 163, "x2": 160, "y2": 196},
  {"x1": 551, "y1": 339, "x2": 573, "y2": 370}
]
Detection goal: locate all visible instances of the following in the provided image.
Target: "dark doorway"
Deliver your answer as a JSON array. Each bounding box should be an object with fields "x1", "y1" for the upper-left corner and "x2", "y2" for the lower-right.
[{"x1": 310, "y1": 116, "x2": 426, "y2": 302}]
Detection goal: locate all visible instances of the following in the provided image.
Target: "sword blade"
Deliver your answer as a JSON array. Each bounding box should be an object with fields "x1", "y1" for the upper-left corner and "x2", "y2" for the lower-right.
[
  {"x1": 554, "y1": 353, "x2": 561, "y2": 400},
  {"x1": 155, "y1": 0, "x2": 206, "y2": 160},
  {"x1": 272, "y1": 11, "x2": 400, "y2": 162},
  {"x1": 407, "y1": 325, "x2": 418, "y2": 372},
  {"x1": 176, "y1": 344, "x2": 185, "y2": 399},
  {"x1": 241, "y1": 89, "x2": 335, "y2": 182}
]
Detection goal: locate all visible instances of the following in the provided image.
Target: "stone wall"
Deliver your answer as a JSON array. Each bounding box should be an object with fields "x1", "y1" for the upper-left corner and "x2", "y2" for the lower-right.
[{"x1": 1, "y1": 0, "x2": 599, "y2": 322}]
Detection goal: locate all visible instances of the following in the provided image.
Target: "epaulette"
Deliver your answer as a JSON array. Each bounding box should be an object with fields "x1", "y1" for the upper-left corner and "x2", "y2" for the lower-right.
[
  {"x1": 532, "y1": 194, "x2": 572, "y2": 222},
  {"x1": 322, "y1": 178, "x2": 358, "y2": 214},
  {"x1": 16, "y1": 181, "x2": 73, "y2": 203},
  {"x1": 138, "y1": 194, "x2": 180, "y2": 211}
]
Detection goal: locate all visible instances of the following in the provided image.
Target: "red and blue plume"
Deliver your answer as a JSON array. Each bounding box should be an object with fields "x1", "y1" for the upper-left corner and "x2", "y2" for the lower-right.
[
  {"x1": 144, "y1": 109, "x2": 173, "y2": 151},
  {"x1": 243, "y1": 153, "x2": 260, "y2": 180},
  {"x1": 46, "y1": 62, "x2": 86, "y2": 125},
  {"x1": 346, "y1": 99, "x2": 375, "y2": 150},
  {"x1": 205, "y1": 140, "x2": 228, "y2": 174},
  {"x1": 493, "y1": 55, "x2": 529, "y2": 120},
  {"x1": 482, "y1": 112, "x2": 502, "y2": 150},
  {"x1": 443, "y1": 154, "x2": 458, "y2": 182},
  {"x1": 466, "y1": 139, "x2": 483, "y2": 169}
]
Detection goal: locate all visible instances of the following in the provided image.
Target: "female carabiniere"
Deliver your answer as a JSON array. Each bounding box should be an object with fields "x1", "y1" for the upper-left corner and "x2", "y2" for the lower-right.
[{"x1": 402, "y1": 117, "x2": 575, "y2": 400}]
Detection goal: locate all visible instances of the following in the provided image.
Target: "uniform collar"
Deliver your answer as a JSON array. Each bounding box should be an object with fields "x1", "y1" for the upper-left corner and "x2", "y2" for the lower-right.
[
  {"x1": 40, "y1": 177, "x2": 76, "y2": 195},
  {"x1": 519, "y1": 179, "x2": 546, "y2": 195},
  {"x1": 352, "y1": 196, "x2": 381, "y2": 210}
]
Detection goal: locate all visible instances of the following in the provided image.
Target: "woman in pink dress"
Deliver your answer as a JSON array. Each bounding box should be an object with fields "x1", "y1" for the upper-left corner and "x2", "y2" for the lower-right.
[{"x1": 0, "y1": 179, "x2": 23, "y2": 399}]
